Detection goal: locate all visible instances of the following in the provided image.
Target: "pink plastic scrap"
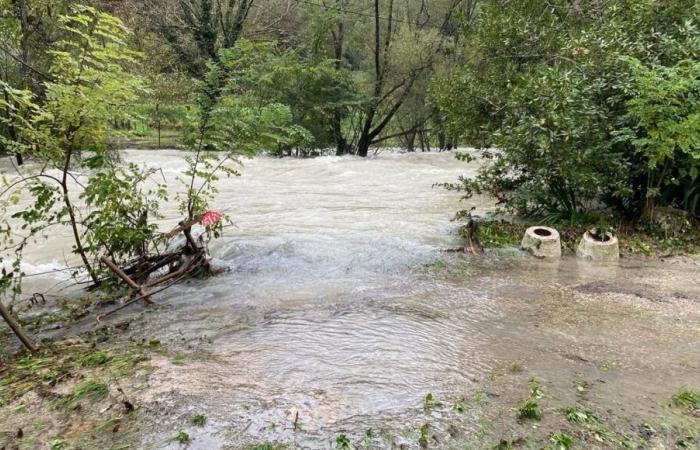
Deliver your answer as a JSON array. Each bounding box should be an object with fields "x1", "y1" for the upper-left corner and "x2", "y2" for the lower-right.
[{"x1": 200, "y1": 211, "x2": 223, "y2": 227}]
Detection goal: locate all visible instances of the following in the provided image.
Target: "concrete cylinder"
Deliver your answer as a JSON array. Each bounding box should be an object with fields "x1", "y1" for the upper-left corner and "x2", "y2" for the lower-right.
[
  {"x1": 521, "y1": 226, "x2": 562, "y2": 258},
  {"x1": 576, "y1": 230, "x2": 619, "y2": 262}
]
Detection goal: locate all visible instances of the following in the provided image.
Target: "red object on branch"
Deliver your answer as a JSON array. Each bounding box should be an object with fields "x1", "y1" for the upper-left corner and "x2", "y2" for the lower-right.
[{"x1": 200, "y1": 211, "x2": 222, "y2": 227}]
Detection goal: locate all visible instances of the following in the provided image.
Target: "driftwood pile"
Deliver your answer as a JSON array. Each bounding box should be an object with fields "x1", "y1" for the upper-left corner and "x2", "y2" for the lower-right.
[
  {"x1": 96, "y1": 218, "x2": 213, "y2": 321},
  {"x1": 1, "y1": 216, "x2": 219, "y2": 352}
]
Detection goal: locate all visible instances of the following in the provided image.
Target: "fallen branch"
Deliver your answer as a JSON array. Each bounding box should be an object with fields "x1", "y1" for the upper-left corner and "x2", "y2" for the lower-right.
[
  {"x1": 0, "y1": 300, "x2": 38, "y2": 352},
  {"x1": 96, "y1": 256, "x2": 202, "y2": 322},
  {"x1": 101, "y1": 257, "x2": 155, "y2": 305}
]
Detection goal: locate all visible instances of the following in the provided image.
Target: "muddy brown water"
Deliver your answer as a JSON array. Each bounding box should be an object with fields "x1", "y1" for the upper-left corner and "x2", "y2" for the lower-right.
[{"x1": 4, "y1": 151, "x2": 699, "y2": 449}]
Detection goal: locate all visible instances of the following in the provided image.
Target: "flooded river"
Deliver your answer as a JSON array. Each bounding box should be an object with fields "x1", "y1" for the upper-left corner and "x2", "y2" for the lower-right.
[{"x1": 4, "y1": 151, "x2": 700, "y2": 449}]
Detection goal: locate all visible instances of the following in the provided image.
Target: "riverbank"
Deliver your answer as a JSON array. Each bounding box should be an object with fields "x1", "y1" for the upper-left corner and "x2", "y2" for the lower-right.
[
  {"x1": 2, "y1": 254, "x2": 699, "y2": 449},
  {"x1": 470, "y1": 217, "x2": 700, "y2": 258}
]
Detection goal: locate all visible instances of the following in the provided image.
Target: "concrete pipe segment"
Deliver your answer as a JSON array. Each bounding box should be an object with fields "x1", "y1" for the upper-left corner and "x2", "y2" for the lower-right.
[
  {"x1": 576, "y1": 230, "x2": 619, "y2": 262},
  {"x1": 521, "y1": 226, "x2": 562, "y2": 258}
]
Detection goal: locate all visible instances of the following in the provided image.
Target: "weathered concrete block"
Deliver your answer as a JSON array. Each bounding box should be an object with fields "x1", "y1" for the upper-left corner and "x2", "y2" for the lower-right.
[
  {"x1": 521, "y1": 226, "x2": 561, "y2": 258},
  {"x1": 576, "y1": 230, "x2": 619, "y2": 262}
]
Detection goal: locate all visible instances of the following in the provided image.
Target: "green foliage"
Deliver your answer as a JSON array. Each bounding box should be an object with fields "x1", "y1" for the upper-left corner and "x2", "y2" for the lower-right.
[
  {"x1": 179, "y1": 40, "x2": 314, "y2": 220},
  {"x1": 192, "y1": 414, "x2": 207, "y2": 426},
  {"x1": 176, "y1": 431, "x2": 190, "y2": 444},
  {"x1": 517, "y1": 399, "x2": 541, "y2": 421},
  {"x1": 82, "y1": 163, "x2": 167, "y2": 259},
  {"x1": 516, "y1": 377, "x2": 544, "y2": 421},
  {"x1": 76, "y1": 351, "x2": 111, "y2": 367},
  {"x1": 423, "y1": 392, "x2": 443, "y2": 412},
  {"x1": 673, "y1": 390, "x2": 700, "y2": 410},
  {"x1": 418, "y1": 423, "x2": 429, "y2": 448},
  {"x1": 549, "y1": 433, "x2": 574, "y2": 450},
  {"x1": 529, "y1": 377, "x2": 544, "y2": 399},
  {"x1": 38, "y1": 6, "x2": 144, "y2": 156},
  {"x1": 335, "y1": 434, "x2": 352, "y2": 450},
  {"x1": 624, "y1": 58, "x2": 700, "y2": 214},
  {"x1": 471, "y1": 221, "x2": 523, "y2": 247},
  {"x1": 564, "y1": 406, "x2": 600, "y2": 424},
  {"x1": 433, "y1": 0, "x2": 700, "y2": 220},
  {"x1": 251, "y1": 50, "x2": 363, "y2": 152},
  {"x1": 1, "y1": 5, "x2": 154, "y2": 293}
]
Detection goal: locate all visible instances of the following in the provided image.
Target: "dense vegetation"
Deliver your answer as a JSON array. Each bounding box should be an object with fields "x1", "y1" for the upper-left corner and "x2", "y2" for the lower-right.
[{"x1": 432, "y1": 0, "x2": 700, "y2": 222}]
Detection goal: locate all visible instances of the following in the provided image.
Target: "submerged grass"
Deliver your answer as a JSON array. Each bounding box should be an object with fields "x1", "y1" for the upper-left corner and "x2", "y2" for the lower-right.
[
  {"x1": 0, "y1": 342, "x2": 147, "y2": 405},
  {"x1": 54, "y1": 380, "x2": 108, "y2": 408},
  {"x1": 77, "y1": 351, "x2": 111, "y2": 367}
]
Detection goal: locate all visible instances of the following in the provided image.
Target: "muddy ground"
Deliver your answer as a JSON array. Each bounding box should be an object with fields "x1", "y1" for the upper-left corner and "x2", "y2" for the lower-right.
[{"x1": 1, "y1": 254, "x2": 698, "y2": 450}]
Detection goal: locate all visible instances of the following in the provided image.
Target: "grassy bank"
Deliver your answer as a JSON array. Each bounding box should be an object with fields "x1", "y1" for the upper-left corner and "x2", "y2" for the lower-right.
[
  {"x1": 467, "y1": 216, "x2": 700, "y2": 257},
  {"x1": 0, "y1": 336, "x2": 161, "y2": 449}
]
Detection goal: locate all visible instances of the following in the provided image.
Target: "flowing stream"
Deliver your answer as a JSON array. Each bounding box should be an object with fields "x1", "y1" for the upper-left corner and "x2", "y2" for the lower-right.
[{"x1": 6, "y1": 150, "x2": 700, "y2": 449}]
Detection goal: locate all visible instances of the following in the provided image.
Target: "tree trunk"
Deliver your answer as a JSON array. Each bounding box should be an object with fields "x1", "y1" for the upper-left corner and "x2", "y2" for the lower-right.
[
  {"x1": 332, "y1": 3, "x2": 347, "y2": 156},
  {"x1": 404, "y1": 129, "x2": 416, "y2": 152},
  {"x1": 155, "y1": 102, "x2": 161, "y2": 149},
  {"x1": 333, "y1": 115, "x2": 349, "y2": 156},
  {"x1": 16, "y1": 0, "x2": 31, "y2": 87},
  {"x1": 355, "y1": 0, "x2": 384, "y2": 159},
  {"x1": 356, "y1": 132, "x2": 371, "y2": 157},
  {"x1": 438, "y1": 130, "x2": 446, "y2": 151},
  {"x1": 0, "y1": 301, "x2": 38, "y2": 352},
  {"x1": 418, "y1": 129, "x2": 432, "y2": 152},
  {"x1": 2, "y1": 83, "x2": 23, "y2": 165},
  {"x1": 61, "y1": 146, "x2": 98, "y2": 285}
]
